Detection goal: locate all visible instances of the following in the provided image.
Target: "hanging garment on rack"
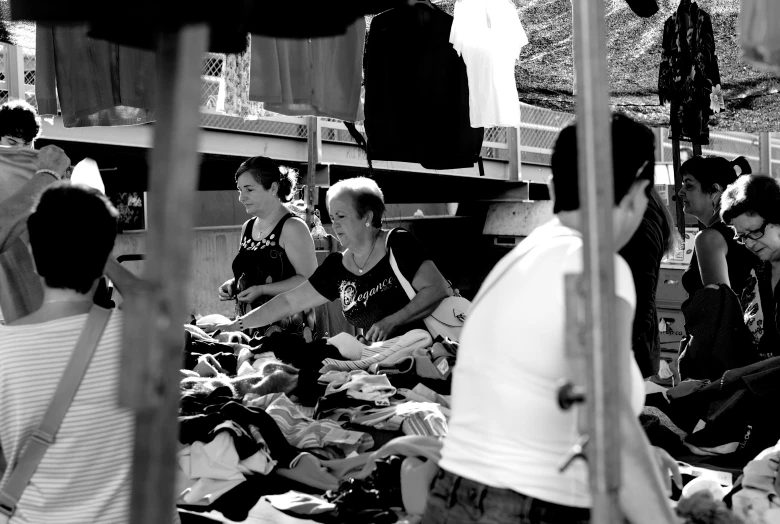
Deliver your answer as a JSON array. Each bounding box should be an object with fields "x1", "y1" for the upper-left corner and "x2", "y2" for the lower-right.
[
  {"x1": 363, "y1": 4, "x2": 484, "y2": 170},
  {"x1": 449, "y1": 0, "x2": 527, "y2": 128},
  {"x1": 740, "y1": 0, "x2": 780, "y2": 75},
  {"x1": 657, "y1": 0, "x2": 722, "y2": 145},
  {"x1": 11, "y1": 1, "x2": 402, "y2": 54},
  {"x1": 35, "y1": 23, "x2": 156, "y2": 128},
  {"x1": 248, "y1": 18, "x2": 366, "y2": 121}
]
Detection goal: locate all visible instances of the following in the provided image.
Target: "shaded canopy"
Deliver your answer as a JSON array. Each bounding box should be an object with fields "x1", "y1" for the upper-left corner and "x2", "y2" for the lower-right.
[{"x1": 439, "y1": 0, "x2": 779, "y2": 133}]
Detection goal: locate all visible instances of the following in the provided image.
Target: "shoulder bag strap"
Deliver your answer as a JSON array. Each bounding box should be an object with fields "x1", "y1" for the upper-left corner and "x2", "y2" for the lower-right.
[
  {"x1": 0, "y1": 305, "x2": 112, "y2": 521},
  {"x1": 387, "y1": 229, "x2": 417, "y2": 301}
]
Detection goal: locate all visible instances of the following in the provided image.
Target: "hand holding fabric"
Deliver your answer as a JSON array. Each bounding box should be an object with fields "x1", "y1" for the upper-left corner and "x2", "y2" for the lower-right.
[
  {"x1": 743, "y1": 452, "x2": 780, "y2": 496},
  {"x1": 218, "y1": 278, "x2": 236, "y2": 301},
  {"x1": 237, "y1": 285, "x2": 264, "y2": 304},
  {"x1": 365, "y1": 316, "x2": 398, "y2": 342},
  {"x1": 654, "y1": 446, "x2": 683, "y2": 496}
]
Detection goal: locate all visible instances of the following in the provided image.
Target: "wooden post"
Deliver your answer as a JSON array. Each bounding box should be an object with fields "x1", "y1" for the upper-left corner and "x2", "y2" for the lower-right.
[
  {"x1": 121, "y1": 24, "x2": 209, "y2": 524},
  {"x1": 571, "y1": 0, "x2": 622, "y2": 521},
  {"x1": 306, "y1": 116, "x2": 321, "y2": 227},
  {"x1": 672, "y1": 140, "x2": 685, "y2": 237},
  {"x1": 759, "y1": 131, "x2": 771, "y2": 175}
]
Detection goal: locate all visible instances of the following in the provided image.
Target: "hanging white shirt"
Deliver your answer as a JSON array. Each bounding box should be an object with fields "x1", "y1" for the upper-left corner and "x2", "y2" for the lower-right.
[{"x1": 450, "y1": 0, "x2": 528, "y2": 128}]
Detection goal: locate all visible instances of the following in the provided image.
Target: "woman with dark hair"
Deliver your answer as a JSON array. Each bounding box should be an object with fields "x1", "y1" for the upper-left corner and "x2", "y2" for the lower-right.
[
  {"x1": 217, "y1": 156, "x2": 318, "y2": 338},
  {"x1": 619, "y1": 187, "x2": 677, "y2": 377},
  {"x1": 677, "y1": 155, "x2": 757, "y2": 299},
  {"x1": 721, "y1": 174, "x2": 780, "y2": 360},
  {"x1": 205, "y1": 176, "x2": 449, "y2": 342}
]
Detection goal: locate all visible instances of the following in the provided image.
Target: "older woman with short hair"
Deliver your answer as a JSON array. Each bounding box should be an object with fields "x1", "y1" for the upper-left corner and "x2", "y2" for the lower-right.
[
  {"x1": 721, "y1": 174, "x2": 780, "y2": 360},
  {"x1": 206, "y1": 177, "x2": 449, "y2": 342}
]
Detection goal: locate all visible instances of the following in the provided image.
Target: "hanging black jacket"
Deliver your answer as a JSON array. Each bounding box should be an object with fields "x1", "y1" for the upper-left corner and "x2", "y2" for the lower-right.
[
  {"x1": 363, "y1": 5, "x2": 484, "y2": 170},
  {"x1": 658, "y1": 0, "x2": 721, "y2": 145}
]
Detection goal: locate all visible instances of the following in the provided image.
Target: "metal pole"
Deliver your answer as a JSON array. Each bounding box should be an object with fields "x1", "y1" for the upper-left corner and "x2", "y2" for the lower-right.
[
  {"x1": 571, "y1": 0, "x2": 622, "y2": 521},
  {"x1": 672, "y1": 140, "x2": 685, "y2": 237},
  {"x1": 306, "y1": 116, "x2": 321, "y2": 227},
  {"x1": 759, "y1": 131, "x2": 771, "y2": 175}
]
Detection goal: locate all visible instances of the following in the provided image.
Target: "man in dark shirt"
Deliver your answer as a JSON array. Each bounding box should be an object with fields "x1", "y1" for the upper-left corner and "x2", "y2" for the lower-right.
[{"x1": 619, "y1": 189, "x2": 674, "y2": 377}]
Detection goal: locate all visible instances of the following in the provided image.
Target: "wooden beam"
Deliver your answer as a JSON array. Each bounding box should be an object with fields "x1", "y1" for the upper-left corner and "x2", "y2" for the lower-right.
[
  {"x1": 571, "y1": 0, "x2": 622, "y2": 520},
  {"x1": 121, "y1": 24, "x2": 210, "y2": 524}
]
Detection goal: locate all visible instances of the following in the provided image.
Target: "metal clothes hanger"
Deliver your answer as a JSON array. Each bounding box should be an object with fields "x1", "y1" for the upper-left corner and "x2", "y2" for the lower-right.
[{"x1": 407, "y1": 0, "x2": 435, "y2": 9}]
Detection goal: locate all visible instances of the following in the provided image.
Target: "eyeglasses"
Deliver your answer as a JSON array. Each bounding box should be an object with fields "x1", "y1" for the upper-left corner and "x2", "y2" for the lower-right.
[{"x1": 733, "y1": 221, "x2": 769, "y2": 245}]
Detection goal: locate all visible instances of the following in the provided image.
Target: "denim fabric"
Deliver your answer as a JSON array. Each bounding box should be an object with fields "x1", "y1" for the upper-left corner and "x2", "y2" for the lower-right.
[{"x1": 422, "y1": 468, "x2": 590, "y2": 524}]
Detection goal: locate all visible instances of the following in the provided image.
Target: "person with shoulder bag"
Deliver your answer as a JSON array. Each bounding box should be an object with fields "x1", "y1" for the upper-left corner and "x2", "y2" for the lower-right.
[{"x1": 0, "y1": 184, "x2": 178, "y2": 523}]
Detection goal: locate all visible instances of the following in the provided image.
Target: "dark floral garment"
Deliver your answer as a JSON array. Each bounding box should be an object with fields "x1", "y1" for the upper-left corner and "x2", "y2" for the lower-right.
[
  {"x1": 740, "y1": 262, "x2": 780, "y2": 361},
  {"x1": 231, "y1": 213, "x2": 316, "y2": 339},
  {"x1": 658, "y1": 0, "x2": 721, "y2": 145}
]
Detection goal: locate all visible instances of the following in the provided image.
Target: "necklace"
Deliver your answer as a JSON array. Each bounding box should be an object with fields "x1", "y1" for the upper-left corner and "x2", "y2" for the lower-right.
[
  {"x1": 254, "y1": 207, "x2": 281, "y2": 240},
  {"x1": 352, "y1": 231, "x2": 381, "y2": 274}
]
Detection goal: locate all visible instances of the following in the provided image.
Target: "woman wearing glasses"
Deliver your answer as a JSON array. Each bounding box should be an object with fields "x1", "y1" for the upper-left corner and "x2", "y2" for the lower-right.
[
  {"x1": 677, "y1": 155, "x2": 757, "y2": 299},
  {"x1": 722, "y1": 175, "x2": 780, "y2": 360}
]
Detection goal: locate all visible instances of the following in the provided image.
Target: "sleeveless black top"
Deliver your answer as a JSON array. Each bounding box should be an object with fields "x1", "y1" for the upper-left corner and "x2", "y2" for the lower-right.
[
  {"x1": 681, "y1": 221, "x2": 758, "y2": 300},
  {"x1": 231, "y1": 213, "x2": 314, "y2": 337}
]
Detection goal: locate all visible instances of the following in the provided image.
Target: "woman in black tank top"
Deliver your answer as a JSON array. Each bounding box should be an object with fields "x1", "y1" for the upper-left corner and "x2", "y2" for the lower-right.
[
  {"x1": 677, "y1": 155, "x2": 757, "y2": 299},
  {"x1": 217, "y1": 157, "x2": 318, "y2": 338}
]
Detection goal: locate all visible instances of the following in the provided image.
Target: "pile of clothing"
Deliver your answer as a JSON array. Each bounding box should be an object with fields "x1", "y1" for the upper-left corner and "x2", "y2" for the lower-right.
[{"x1": 177, "y1": 322, "x2": 459, "y2": 522}]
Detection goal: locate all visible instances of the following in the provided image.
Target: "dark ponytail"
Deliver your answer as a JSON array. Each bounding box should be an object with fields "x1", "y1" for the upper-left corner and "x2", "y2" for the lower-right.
[
  {"x1": 730, "y1": 156, "x2": 752, "y2": 177},
  {"x1": 680, "y1": 155, "x2": 745, "y2": 194}
]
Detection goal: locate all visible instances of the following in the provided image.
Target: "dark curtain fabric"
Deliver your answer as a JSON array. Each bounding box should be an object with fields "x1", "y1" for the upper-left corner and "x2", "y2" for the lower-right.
[{"x1": 10, "y1": 0, "x2": 404, "y2": 53}]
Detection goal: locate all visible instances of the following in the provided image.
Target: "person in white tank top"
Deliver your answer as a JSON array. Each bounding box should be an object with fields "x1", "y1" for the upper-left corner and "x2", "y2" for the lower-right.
[{"x1": 423, "y1": 114, "x2": 681, "y2": 524}]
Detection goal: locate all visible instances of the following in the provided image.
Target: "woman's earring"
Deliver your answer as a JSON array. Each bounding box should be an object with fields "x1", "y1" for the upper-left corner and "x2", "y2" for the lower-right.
[{"x1": 366, "y1": 222, "x2": 370, "y2": 227}]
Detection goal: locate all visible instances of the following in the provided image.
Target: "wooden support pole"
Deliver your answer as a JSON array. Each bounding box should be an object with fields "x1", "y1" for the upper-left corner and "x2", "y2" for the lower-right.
[
  {"x1": 759, "y1": 131, "x2": 771, "y2": 175},
  {"x1": 123, "y1": 24, "x2": 209, "y2": 524},
  {"x1": 571, "y1": 0, "x2": 622, "y2": 521},
  {"x1": 672, "y1": 140, "x2": 685, "y2": 237}
]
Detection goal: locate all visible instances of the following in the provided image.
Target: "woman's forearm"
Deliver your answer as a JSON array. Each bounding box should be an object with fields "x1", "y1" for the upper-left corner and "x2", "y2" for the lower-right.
[
  {"x1": 239, "y1": 293, "x2": 294, "y2": 329},
  {"x1": 619, "y1": 401, "x2": 679, "y2": 524},
  {"x1": 389, "y1": 285, "x2": 448, "y2": 328},
  {"x1": 258, "y1": 275, "x2": 307, "y2": 298}
]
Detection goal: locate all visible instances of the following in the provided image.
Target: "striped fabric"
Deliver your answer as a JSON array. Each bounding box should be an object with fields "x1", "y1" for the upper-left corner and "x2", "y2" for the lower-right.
[
  {"x1": 401, "y1": 409, "x2": 448, "y2": 438},
  {"x1": 320, "y1": 329, "x2": 432, "y2": 373},
  {"x1": 0, "y1": 311, "x2": 178, "y2": 524}
]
